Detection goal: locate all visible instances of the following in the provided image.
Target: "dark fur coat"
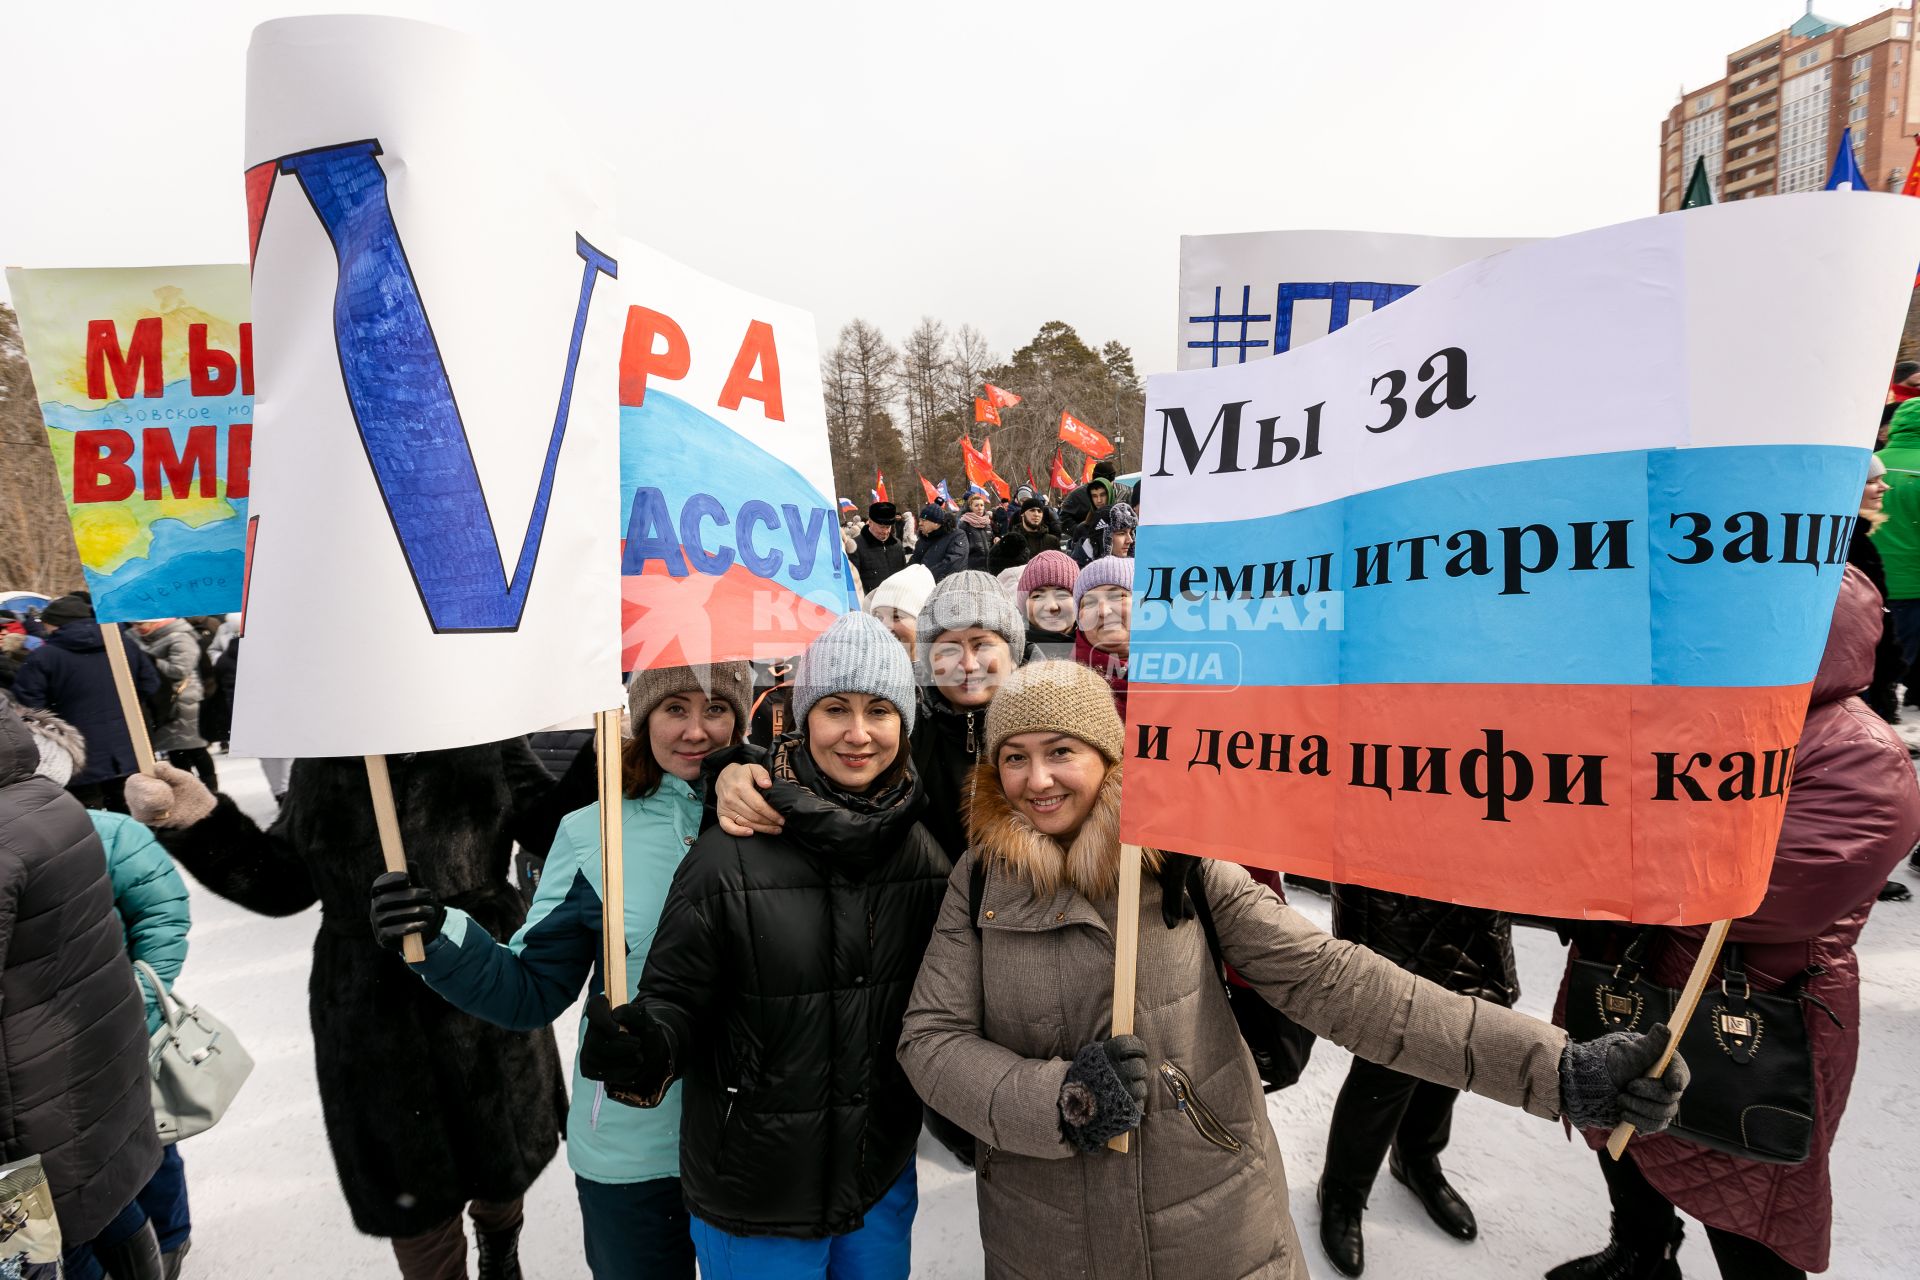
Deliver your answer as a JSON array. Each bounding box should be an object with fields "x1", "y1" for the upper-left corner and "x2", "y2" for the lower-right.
[{"x1": 156, "y1": 740, "x2": 568, "y2": 1237}]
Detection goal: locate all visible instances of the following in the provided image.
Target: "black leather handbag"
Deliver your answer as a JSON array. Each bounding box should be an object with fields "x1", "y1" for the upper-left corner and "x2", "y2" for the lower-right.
[{"x1": 1565, "y1": 928, "x2": 1836, "y2": 1165}]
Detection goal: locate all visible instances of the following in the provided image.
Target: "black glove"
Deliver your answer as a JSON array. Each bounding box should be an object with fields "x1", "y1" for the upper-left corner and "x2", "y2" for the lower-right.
[
  {"x1": 369, "y1": 869, "x2": 445, "y2": 952},
  {"x1": 1559, "y1": 1023, "x2": 1691, "y2": 1135},
  {"x1": 579, "y1": 994, "x2": 674, "y2": 1107},
  {"x1": 1059, "y1": 1034, "x2": 1150, "y2": 1152}
]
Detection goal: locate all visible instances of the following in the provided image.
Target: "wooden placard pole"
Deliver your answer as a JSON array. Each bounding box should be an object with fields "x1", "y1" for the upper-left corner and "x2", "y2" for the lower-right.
[
  {"x1": 365, "y1": 755, "x2": 425, "y2": 965},
  {"x1": 595, "y1": 708, "x2": 629, "y2": 1003},
  {"x1": 99, "y1": 621, "x2": 158, "y2": 777},
  {"x1": 1606, "y1": 916, "x2": 1732, "y2": 1160},
  {"x1": 1107, "y1": 842, "x2": 1145, "y2": 1154}
]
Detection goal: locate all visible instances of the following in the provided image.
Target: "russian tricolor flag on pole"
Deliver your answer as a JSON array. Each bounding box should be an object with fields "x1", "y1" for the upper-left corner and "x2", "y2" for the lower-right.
[{"x1": 1124, "y1": 194, "x2": 1920, "y2": 923}]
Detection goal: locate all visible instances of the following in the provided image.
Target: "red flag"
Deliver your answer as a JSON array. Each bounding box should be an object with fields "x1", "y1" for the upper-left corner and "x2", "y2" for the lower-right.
[
  {"x1": 1050, "y1": 449, "x2": 1074, "y2": 492},
  {"x1": 1904, "y1": 134, "x2": 1920, "y2": 196},
  {"x1": 1026, "y1": 465, "x2": 1038, "y2": 491},
  {"x1": 960, "y1": 436, "x2": 1011, "y2": 500},
  {"x1": 920, "y1": 474, "x2": 938, "y2": 504},
  {"x1": 984, "y1": 383, "x2": 1022, "y2": 409},
  {"x1": 981, "y1": 435, "x2": 994, "y2": 466},
  {"x1": 1059, "y1": 409, "x2": 1114, "y2": 459},
  {"x1": 875, "y1": 470, "x2": 888, "y2": 503},
  {"x1": 974, "y1": 397, "x2": 1001, "y2": 426},
  {"x1": 1082, "y1": 455, "x2": 1095, "y2": 484}
]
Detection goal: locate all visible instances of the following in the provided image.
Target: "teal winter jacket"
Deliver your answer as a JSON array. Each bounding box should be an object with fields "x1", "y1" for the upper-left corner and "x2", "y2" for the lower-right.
[
  {"x1": 410, "y1": 776, "x2": 702, "y2": 1185},
  {"x1": 91, "y1": 810, "x2": 191, "y2": 1035}
]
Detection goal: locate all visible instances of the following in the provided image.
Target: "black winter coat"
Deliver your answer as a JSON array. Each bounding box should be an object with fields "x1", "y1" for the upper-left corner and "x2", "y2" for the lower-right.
[
  {"x1": 910, "y1": 525, "x2": 970, "y2": 583},
  {"x1": 154, "y1": 742, "x2": 568, "y2": 1237},
  {"x1": 10, "y1": 622, "x2": 160, "y2": 785},
  {"x1": 988, "y1": 523, "x2": 1059, "y2": 573},
  {"x1": 637, "y1": 737, "x2": 948, "y2": 1239},
  {"x1": 850, "y1": 526, "x2": 910, "y2": 595},
  {"x1": 197, "y1": 634, "x2": 239, "y2": 746},
  {"x1": 909, "y1": 689, "x2": 985, "y2": 862},
  {"x1": 0, "y1": 709, "x2": 161, "y2": 1240},
  {"x1": 1330, "y1": 884, "x2": 1519, "y2": 1006},
  {"x1": 959, "y1": 520, "x2": 994, "y2": 572}
]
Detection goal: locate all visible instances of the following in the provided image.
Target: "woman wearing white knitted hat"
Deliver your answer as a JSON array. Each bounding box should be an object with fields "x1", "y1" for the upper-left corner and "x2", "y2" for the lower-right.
[
  {"x1": 899, "y1": 660, "x2": 1689, "y2": 1280},
  {"x1": 579, "y1": 612, "x2": 947, "y2": 1279}
]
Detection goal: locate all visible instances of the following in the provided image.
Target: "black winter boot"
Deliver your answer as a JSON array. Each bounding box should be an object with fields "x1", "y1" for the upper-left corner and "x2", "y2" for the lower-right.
[
  {"x1": 1545, "y1": 1217, "x2": 1683, "y2": 1280},
  {"x1": 1317, "y1": 1180, "x2": 1367, "y2": 1277},
  {"x1": 1389, "y1": 1152, "x2": 1478, "y2": 1240},
  {"x1": 477, "y1": 1220, "x2": 522, "y2": 1280},
  {"x1": 161, "y1": 1238, "x2": 191, "y2": 1280},
  {"x1": 96, "y1": 1221, "x2": 165, "y2": 1280}
]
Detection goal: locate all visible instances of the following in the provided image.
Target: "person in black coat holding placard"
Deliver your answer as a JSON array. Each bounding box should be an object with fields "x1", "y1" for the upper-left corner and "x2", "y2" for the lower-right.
[{"x1": 125, "y1": 740, "x2": 570, "y2": 1280}]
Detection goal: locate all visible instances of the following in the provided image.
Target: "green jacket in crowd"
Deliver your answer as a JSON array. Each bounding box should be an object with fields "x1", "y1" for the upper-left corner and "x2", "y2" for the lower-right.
[{"x1": 1873, "y1": 398, "x2": 1920, "y2": 598}]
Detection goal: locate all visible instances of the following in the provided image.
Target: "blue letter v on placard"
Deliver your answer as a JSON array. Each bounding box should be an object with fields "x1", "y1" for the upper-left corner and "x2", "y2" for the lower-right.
[{"x1": 278, "y1": 139, "x2": 616, "y2": 632}]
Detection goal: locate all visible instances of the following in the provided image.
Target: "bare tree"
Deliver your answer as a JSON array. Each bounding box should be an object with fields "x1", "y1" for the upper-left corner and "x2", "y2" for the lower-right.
[
  {"x1": 821, "y1": 318, "x2": 902, "y2": 502},
  {"x1": 0, "y1": 304, "x2": 82, "y2": 593},
  {"x1": 896, "y1": 316, "x2": 948, "y2": 478}
]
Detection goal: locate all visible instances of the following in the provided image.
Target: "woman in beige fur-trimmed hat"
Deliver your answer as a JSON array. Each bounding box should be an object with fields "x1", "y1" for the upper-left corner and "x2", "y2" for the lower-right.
[{"x1": 898, "y1": 660, "x2": 1689, "y2": 1280}]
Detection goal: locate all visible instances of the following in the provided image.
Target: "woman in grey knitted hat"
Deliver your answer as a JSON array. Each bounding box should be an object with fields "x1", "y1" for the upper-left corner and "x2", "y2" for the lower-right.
[
  {"x1": 576, "y1": 612, "x2": 948, "y2": 1275},
  {"x1": 367, "y1": 660, "x2": 751, "y2": 1279}
]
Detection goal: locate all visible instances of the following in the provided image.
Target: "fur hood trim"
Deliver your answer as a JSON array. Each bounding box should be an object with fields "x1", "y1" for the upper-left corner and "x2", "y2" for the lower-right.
[
  {"x1": 15, "y1": 704, "x2": 86, "y2": 775},
  {"x1": 968, "y1": 760, "x2": 1158, "y2": 900}
]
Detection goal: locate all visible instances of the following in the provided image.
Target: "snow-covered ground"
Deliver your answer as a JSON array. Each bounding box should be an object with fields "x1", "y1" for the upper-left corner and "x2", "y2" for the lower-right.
[{"x1": 176, "y1": 755, "x2": 1918, "y2": 1278}]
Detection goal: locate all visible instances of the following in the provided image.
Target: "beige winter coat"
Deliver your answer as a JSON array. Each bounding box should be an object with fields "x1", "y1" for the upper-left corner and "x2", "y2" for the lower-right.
[{"x1": 898, "y1": 766, "x2": 1569, "y2": 1280}]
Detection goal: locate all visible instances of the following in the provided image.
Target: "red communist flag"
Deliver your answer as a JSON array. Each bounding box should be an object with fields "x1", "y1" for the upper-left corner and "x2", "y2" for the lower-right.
[
  {"x1": 960, "y1": 436, "x2": 992, "y2": 488},
  {"x1": 1904, "y1": 134, "x2": 1920, "y2": 196},
  {"x1": 1026, "y1": 465, "x2": 1039, "y2": 490},
  {"x1": 974, "y1": 397, "x2": 1001, "y2": 426},
  {"x1": 984, "y1": 383, "x2": 1022, "y2": 409},
  {"x1": 1058, "y1": 410, "x2": 1114, "y2": 459},
  {"x1": 981, "y1": 435, "x2": 994, "y2": 466},
  {"x1": 1050, "y1": 449, "x2": 1074, "y2": 492},
  {"x1": 874, "y1": 470, "x2": 888, "y2": 503},
  {"x1": 960, "y1": 437, "x2": 1011, "y2": 499},
  {"x1": 1082, "y1": 455, "x2": 1096, "y2": 483},
  {"x1": 920, "y1": 474, "x2": 939, "y2": 504}
]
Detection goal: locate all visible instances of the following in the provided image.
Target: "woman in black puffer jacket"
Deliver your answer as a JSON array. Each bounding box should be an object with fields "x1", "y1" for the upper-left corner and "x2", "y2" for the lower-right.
[
  {"x1": 580, "y1": 612, "x2": 947, "y2": 1276},
  {"x1": 1314, "y1": 886, "x2": 1520, "y2": 1276}
]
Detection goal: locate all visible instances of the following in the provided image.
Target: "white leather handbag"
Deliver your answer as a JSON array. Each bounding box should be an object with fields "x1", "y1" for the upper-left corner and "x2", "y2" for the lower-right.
[{"x1": 131, "y1": 961, "x2": 255, "y2": 1143}]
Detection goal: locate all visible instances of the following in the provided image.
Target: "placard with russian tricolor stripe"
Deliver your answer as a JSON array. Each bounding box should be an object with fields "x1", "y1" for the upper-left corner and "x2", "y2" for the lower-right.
[
  {"x1": 1126, "y1": 194, "x2": 1920, "y2": 924},
  {"x1": 613, "y1": 240, "x2": 851, "y2": 672}
]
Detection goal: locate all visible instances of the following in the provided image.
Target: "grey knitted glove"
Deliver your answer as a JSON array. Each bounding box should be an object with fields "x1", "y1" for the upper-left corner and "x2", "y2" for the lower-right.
[
  {"x1": 1059, "y1": 1035, "x2": 1149, "y2": 1152},
  {"x1": 1560, "y1": 1023, "x2": 1690, "y2": 1135}
]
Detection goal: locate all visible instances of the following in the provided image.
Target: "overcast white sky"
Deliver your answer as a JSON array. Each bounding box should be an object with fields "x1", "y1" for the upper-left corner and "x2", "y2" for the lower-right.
[{"x1": 0, "y1": 0, "x2": 1894, "y2": 372}]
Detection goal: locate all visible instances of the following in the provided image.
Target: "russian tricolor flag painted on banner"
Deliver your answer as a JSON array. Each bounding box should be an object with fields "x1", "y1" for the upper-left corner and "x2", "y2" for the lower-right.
[
  {"x1": 613, "y1": 241, "x2": 851, "y2": 673},
  {"x1": 1124, "y1": 195, "x2": 1920, "y2": 924}
]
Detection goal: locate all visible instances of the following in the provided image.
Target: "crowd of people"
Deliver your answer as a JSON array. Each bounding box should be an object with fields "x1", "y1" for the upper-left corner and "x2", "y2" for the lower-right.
[{"x1": 0, "y1": 443, "x2": 1913, "y2": 1280}]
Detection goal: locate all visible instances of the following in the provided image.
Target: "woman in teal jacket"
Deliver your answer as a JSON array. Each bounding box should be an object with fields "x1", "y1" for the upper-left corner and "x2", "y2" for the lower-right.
[{"x1": 368, "y1": 662, "x2": 752, "y2": 1280}]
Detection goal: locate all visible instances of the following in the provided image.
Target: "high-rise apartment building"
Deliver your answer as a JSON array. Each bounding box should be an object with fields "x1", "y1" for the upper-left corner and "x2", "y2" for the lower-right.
[{"x1": 1660, "y1": 4, "x2": 1919, "y2": 208}]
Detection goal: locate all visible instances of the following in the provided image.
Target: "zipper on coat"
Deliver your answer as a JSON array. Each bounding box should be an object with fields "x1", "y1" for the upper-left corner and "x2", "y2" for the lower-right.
[
  {"x1": 868, "y1": 908, "x2": 877, "y2": 948},
  {"x1": 966, "y1": 710, "x2": 977, "y2": 755},
  {"x1": 1157, "y1": 1062, "x2": 1243, "y2": 1152}
]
